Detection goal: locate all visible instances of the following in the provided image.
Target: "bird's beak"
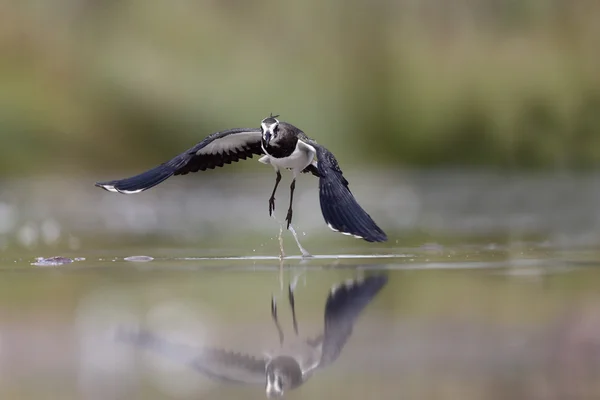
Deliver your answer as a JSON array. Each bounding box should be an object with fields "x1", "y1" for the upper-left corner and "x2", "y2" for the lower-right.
[{"x1": 264, "y1": 131, "x2": 271, "y2": 146}]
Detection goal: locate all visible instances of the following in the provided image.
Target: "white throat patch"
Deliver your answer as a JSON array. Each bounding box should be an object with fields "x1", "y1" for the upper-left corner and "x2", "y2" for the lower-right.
[{"x1": 261, "y1": 120, "x2": 279, "y2": 139}]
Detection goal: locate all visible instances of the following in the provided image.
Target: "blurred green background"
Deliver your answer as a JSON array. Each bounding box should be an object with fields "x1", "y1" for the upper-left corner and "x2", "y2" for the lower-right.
[
  {"x1": 2, "y1": 0, "x2": 600, "y2": 177},
  {"x1": 3, "y1": 3, "x2": 600, "y2": 399}
]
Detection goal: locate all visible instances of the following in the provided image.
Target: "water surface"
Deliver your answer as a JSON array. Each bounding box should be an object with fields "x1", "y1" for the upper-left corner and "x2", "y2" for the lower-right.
[{"x1": 1, "y1": 171, "x2": 600, "y2": 399}]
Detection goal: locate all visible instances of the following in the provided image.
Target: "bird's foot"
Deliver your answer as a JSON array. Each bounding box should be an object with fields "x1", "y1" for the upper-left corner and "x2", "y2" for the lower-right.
[
  {"x1": 269, "y1": 196, "x2": 276, "y2": 216},
  {"x1": 285, "y1": 208, "x2": 293, "y2": 229}
]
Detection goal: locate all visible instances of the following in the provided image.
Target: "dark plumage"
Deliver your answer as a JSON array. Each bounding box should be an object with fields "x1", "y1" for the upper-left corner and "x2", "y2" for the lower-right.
[
  {"x1": 306, "y1": 137, "x2": 387, "y2": 242},
  {"x1": 95, "y1": 128, "x2": 263, "y2": 193},
  {"x1": 95, "y1": 116, "x2": 387, "y2": 242}
]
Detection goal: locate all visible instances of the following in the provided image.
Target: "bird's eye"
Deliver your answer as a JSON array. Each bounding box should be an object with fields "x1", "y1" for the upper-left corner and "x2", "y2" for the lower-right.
[{"x1": 273, "y1": 125, "x2": 279, "y2": 136}]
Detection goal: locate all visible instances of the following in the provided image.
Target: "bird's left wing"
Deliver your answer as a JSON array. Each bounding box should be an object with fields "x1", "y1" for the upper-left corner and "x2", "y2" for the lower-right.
[
  {"x1": 300, "y1": 137, "x2": 387, "y2": 242},
  {"x1": 309, "y1": 275, "x2": 388, "y2": 370},
  {"x1": 116, "y1": 328, "x2": 267, "y2": 385}
]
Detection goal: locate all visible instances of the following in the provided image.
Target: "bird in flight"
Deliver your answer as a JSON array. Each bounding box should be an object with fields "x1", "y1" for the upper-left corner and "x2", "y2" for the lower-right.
[
  {"x1": 117, "y1": 274, "x2": 388, "y2": 398},
  {"x1": 95, "y1": 115, "x2": 387, "y2": 242}
]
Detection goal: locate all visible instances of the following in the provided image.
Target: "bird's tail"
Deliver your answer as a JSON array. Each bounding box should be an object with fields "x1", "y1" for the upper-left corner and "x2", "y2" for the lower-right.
[{"x1": 95, "y1": 156, "x2": 189, "y2": 194}]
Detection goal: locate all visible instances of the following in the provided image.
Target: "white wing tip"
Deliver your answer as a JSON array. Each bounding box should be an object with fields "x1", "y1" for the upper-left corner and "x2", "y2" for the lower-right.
[
  {"x1": 121, "y1": 188, "x2": 144, "y2": 194},
  {"x1": 326, "y1": 223, "x2": 364, "y2": 240},
  {"x1": 330, "y1": 278, "x2": 363, "y2": 296},
  {"x1": 97, "y1": 184, "x2": 143, "y2": 194},
  {"x1": 99, "y1": 184, "x2": 119, "y2": 193}
]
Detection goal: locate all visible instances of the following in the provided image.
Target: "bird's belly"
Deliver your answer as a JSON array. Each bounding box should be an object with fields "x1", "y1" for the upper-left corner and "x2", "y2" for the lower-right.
[
  {"x1": 269, "y1": 152, "x2": 311, "y2": 170},
  {"x1": 265, "y1": 145, "x2": 313, "y2": 172}
]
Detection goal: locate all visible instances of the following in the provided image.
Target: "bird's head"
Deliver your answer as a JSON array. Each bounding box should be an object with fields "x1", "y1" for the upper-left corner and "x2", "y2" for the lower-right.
[
  {"x1": 261, "y1": 114, "x2": 280, "y2": 147},
  {"x1": 265, "y1": 356, "x2": 302, "y2": 398}
]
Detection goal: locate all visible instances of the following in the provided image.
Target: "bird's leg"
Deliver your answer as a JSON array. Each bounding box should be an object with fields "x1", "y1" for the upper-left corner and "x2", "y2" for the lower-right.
[
  {"x1": 271, "y1": 295, "x2": 285, "y2": 345},
  {"x1": 288, "y1": 281, "x2": 299, "y2": 336},
  {"x1": 290, "y1": 269, "x2": 307, "y2": 290},
  {"x1": 287, "y1": 269, "x2": 306, "y2": 335},
  {"x1": 269, "y1": 171, "x2": 282, "y2": 216},
  {"x1": 285, "y1": 179, "x2": 296, "y2": 229}
]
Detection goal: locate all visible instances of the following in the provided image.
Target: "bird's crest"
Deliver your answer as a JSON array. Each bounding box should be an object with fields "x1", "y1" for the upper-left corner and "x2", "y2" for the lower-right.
[{"x1": 262, "y1": 113, "x2": 280, "y2": 125}]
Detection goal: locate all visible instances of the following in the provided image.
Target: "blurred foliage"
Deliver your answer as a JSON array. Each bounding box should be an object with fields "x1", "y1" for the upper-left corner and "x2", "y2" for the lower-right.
[{"x1": 1, "y1": 0, "x2": 600, "y2": 176}]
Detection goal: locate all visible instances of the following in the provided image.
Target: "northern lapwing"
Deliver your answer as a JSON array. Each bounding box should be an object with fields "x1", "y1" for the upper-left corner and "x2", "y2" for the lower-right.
[
  {"x1": 117, "y1": 275, "x2": 388, "y2": 398},
  {"x1": 95, "y1": 115, "x2": 387, "y2": 242}
]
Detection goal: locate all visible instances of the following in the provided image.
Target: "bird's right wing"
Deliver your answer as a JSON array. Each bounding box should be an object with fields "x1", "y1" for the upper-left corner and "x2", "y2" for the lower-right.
[
  {"x1": 116, "y1": 328, "x2": 267, "y2": 385},
  {"x1": 314, "y1": 275, "x2": 388, "y2": 369},
  {"x1": 95, "y1": 128, "x2": 263, "y2": 193},
  {"x1": 304, "y1": 139, "x2": 387, "y2": 242}
]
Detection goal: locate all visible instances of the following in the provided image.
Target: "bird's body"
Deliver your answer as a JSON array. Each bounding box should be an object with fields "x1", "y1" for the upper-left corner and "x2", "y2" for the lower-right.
[
  {"x1": 95, "y1": 115, "x2": 387, "y2": 242},
  {"x1": 259, "y1": 138, "x2": 316, "y2": 176},
  {"x1": 117, "y1": 275, "x2": 388, "y2": 398},
  {"x1": 259, "y1": 119, "x2": 316, "y2": 177}
]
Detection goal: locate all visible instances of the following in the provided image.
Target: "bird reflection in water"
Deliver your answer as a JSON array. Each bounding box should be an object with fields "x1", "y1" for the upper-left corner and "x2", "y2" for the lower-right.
[{"x1": 117, "y1": 274, "x2": 388, "y2": 398}]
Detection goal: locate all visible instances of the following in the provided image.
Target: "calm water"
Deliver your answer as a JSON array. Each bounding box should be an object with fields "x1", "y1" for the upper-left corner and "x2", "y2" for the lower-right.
[{"x1": 1, "y1": 171, "x2": 600, "y2": 399}]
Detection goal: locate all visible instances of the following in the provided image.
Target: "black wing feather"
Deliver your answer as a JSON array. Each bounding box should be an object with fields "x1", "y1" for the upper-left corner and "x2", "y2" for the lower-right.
[
  {"x1": 95, "y1": 128, "x2": 263, "y2": 193},
  {"x1": 308, "y1": 141, "x2": 387, "y2": 242},
  {"x1": 317, "y1": 275, "x2": 388, "y2": 368}
]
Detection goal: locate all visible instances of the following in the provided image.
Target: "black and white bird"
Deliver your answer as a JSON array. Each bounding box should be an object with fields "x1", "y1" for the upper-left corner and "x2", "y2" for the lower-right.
[
  {"x1": 95, "y1": 115, "x2": 387, "y2": 242},
  {"x1": 117, "y1": 275, "x2": 388, "y2": 398}
]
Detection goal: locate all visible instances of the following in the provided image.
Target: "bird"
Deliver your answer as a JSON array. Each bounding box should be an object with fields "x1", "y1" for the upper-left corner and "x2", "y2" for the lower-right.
[
  {"x1": 94, "y1": 115, "x2": 387, "y2": 242},
  {"x1": 116, "y1": 274, "x2": 388, "y2": 398}
]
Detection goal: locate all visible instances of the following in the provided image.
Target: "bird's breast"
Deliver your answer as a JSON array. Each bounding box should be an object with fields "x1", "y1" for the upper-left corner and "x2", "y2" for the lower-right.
[
  {"x1": 265, "y1": 142, "x2": 314, "y2": 172},
  {"x1": 262, "y1": 139, "x2": 296, "y2": 159}
]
